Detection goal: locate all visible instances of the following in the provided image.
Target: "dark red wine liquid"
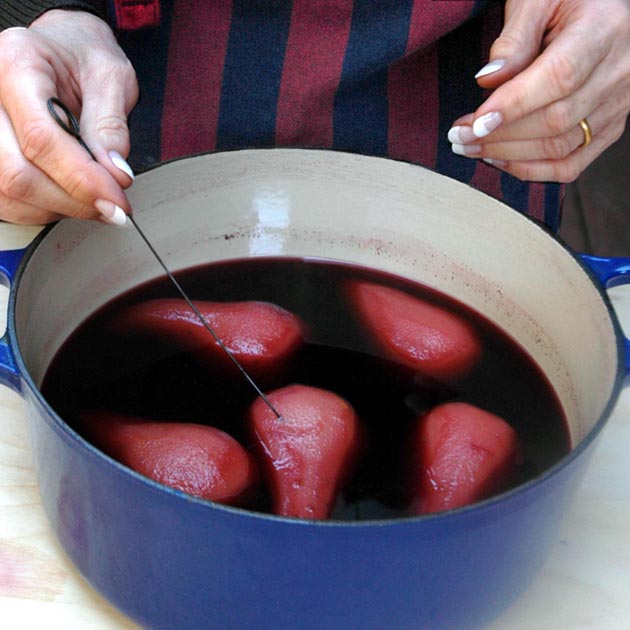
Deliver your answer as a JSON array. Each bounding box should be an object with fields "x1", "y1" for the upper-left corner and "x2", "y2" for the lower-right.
[{"x1": 41, "y1": 257, "x2": 570, "y2": 519}]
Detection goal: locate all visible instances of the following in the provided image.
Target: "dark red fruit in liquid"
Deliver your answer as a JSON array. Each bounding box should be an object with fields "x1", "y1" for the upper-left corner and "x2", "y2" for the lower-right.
[
  {"x1": 248, "y1": 384, "x2": 361, "y2": 519},
  {"x1": 80, "y1": 410, "x2": 259, "y2": 506}
]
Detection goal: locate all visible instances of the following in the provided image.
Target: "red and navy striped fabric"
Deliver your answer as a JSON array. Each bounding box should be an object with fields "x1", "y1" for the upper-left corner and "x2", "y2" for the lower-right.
[
  {"x1": 106, "y1": 0, "x2": 159, "y2": 30},
  {"x1": 113, "y1": 0, "x2": 562, "y2": 230}
]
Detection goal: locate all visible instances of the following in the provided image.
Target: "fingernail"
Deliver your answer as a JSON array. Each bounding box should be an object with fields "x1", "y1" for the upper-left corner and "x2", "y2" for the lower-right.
[
  {"x1": 448, "y1": 125, "x2": 477, "y2": 144},
  {"x1": 109, "y1": 151, "x2": 135, "y2": 180},
  {"x1": 94, "y1": 199, "x2": 128, "y2": 227},
  {"x1": 473, "y1": 112, "x2": 503, "y2": 138},
  {"x1": 475, "y1": 59, "x2": 506, "y2": 79},
  {"x1": 452, "y1": 143, "x2": 482, "y2": 157},
  {"x1": 483, "y1": 158, "x2": 508, "y2": 168}
]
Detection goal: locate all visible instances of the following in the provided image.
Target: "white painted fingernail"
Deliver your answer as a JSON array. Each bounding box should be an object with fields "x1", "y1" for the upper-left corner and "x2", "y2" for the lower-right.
[
  {"x1": 448, "y1": 125, "x2": 477, "y2": 144},
  {"x1": 473, "y1": 112, "x2": 503, "y2": 138},
  {"x1": 452, "y1": 143, "x2": 482, "y2": 157},
  {"x1": 94, "y1": 199, "x2": 128, "y2": 227},
  {"x1": 475, "y1": 59, "x2": 506, "y2": 79},
  {"x1": 483, "y1": 158, "x2": 508, "y2": 168},
  {"x1": 109, "y1": 151, "x2": 135, "y2": 180}
]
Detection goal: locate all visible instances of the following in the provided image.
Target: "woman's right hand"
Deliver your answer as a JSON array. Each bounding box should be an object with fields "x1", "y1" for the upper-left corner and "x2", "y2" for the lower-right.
[{"x1": 0, "y1": 10, "x2": 138, "y2": 225}]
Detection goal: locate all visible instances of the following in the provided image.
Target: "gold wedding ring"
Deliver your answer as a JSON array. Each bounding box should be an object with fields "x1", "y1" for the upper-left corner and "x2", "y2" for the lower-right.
[{"x1": 579, "y1": 118, "x2": 592, "y2": 148}]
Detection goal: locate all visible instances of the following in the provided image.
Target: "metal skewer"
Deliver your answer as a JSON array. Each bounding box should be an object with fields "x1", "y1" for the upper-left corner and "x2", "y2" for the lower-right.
[{"x1": 47, "y1": 97, "x2": 283, "y2": 420}]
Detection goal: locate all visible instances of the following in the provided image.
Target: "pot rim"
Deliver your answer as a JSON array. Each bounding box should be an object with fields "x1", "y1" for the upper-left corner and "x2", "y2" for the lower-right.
[{"x1": 7, "y1": 148, "x2": 627, "y2": 528}]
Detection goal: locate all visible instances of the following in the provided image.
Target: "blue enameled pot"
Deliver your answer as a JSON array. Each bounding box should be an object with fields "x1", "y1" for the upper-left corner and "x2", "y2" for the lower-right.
[{"x1": 0, "y1": 150, "x2": 628, "y2": 630}]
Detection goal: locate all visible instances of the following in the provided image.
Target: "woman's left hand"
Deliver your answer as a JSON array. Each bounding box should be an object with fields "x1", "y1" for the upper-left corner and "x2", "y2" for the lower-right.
[{"x1": 447, "y1": 0, "x2": 630, "y2": 183}]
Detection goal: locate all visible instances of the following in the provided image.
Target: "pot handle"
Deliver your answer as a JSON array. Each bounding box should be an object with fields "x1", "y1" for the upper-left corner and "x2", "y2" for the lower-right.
[
  {"x1": 579, "y1": 254, "x2": 630, "y2": 378},
  {"x1": 0, "y1": 248, "x2": 27, "y2": 393}
]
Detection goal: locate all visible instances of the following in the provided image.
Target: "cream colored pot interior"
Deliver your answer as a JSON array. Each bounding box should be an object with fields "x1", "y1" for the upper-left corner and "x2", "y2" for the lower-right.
[{"x1": 15, "y1": 150, "x2": 619, "y2": 446}]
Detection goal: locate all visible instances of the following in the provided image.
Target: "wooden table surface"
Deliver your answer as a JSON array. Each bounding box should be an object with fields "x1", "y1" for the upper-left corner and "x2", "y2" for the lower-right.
[{"x1": 1, "y1": 222, "x2": 629, "y2": 630}]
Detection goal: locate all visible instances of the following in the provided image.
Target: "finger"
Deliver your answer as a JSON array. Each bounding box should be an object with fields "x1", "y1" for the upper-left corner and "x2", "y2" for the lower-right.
[
  {"x1": 473, "y1": 0, "x2": 550, "y2": 89},
  {"x1": 0, "y1": 37, "x2": 130, "y2": 215},
  {"x1": 451, "y1": 28, "x2": 630, "y2": 146},
  {"x1": 471, "y1": 11, "x2": 611, "y2": 137},
  {"x1": 80, "y1": 56, "x2": 139, "y2": 187},
  {"x1": 482, "y1": 117, "x2": 627, "y2": 183},
  {"x1": 450, "y1": 74, "x2": 629, "y2": 147},
  {"x1": 0, "y1": 105, "x2": 102, "y2": 220},
  {"x1": 7, "y1": 87, "x2": 130, "y2": 216},
  {"x1": 0, "y1": 193, "x2": 63, "y2": 224},
  {"x1": 452, "y1": 124, "x2": 584, "y2": 162},
  {"x1": 452, "y1": 107, "x2": 615, "y2": 162}
]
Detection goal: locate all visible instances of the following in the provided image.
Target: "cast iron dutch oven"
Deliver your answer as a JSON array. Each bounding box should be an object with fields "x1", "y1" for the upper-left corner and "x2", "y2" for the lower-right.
[{"x1": 0, "y1": 150, "x2": 628, "y2": 629}]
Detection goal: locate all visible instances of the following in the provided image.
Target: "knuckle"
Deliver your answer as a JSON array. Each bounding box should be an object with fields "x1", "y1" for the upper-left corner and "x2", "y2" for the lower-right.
[
  {"x1": 490, "y1": 30, "x2": 526, "y2": 59},
  {"x1": 510, "y1": 164, "x2": 535, "y2": 182},
  {"x1": 0, "y1": 43, "x2": 21, "y2": 74},
  {"x1": 119, "y1": 57, "x2": 138, "y2": 86},
  {"x1": 105, "y1": 56, "x2": 138, "y2": 94},
  {"x1": 503, "y1": 83, "x2": 529, "y2": 121},
  {"x1": 541, "y1": 133, "x2": 573, "y2": 160},
  {"x1": 0, "y1": 163, "x2": 33, "y2": 201},
  {"x1": 547, "y1": 53, "x2": 580, "y2": 96},
  {"x1": 0, "y1": 27, "x2": 26, "y2": 54},
  {"x1": 553, "y1": 161, "x2": 581, "y2": 184},
  {"x1": 85, "y1": 55, "x2": 139, "y2": 104},
  {"x1": 20, "y1": 118, "x2": 54, "y2": 163},
  {"x1": 543, "y1": 101, "x2": 573, "y2": 135},
  {"x1": 610, "y1": 121, "x2": 626, "y2": 144},
  {"x1": 119, "y1": 58, "x2": 140, "y2": 106},
  {"x1": 0, "y1": 31, "x2": 40, "y2": 74},
  {"x1": 608, "y1": 86, "x2": 630, "y2": 117},
  {"x1": 95, "y1": 114, "x2": 129, "y2": 139},
  {"x1": 64, "y1": 169, "x2": 97, "y2": 202},
  {"x1": 93, "y1": 113, "x2": 131, "y2": 155}
]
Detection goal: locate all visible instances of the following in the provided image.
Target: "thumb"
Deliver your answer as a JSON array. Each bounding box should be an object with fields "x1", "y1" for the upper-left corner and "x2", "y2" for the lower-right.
[
  {"x1": 79, "y1": 73, "x2": 139, "y2": 186},
  {"x1": 476, "y1": 0, "x2": 552, "y2": 88}
]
